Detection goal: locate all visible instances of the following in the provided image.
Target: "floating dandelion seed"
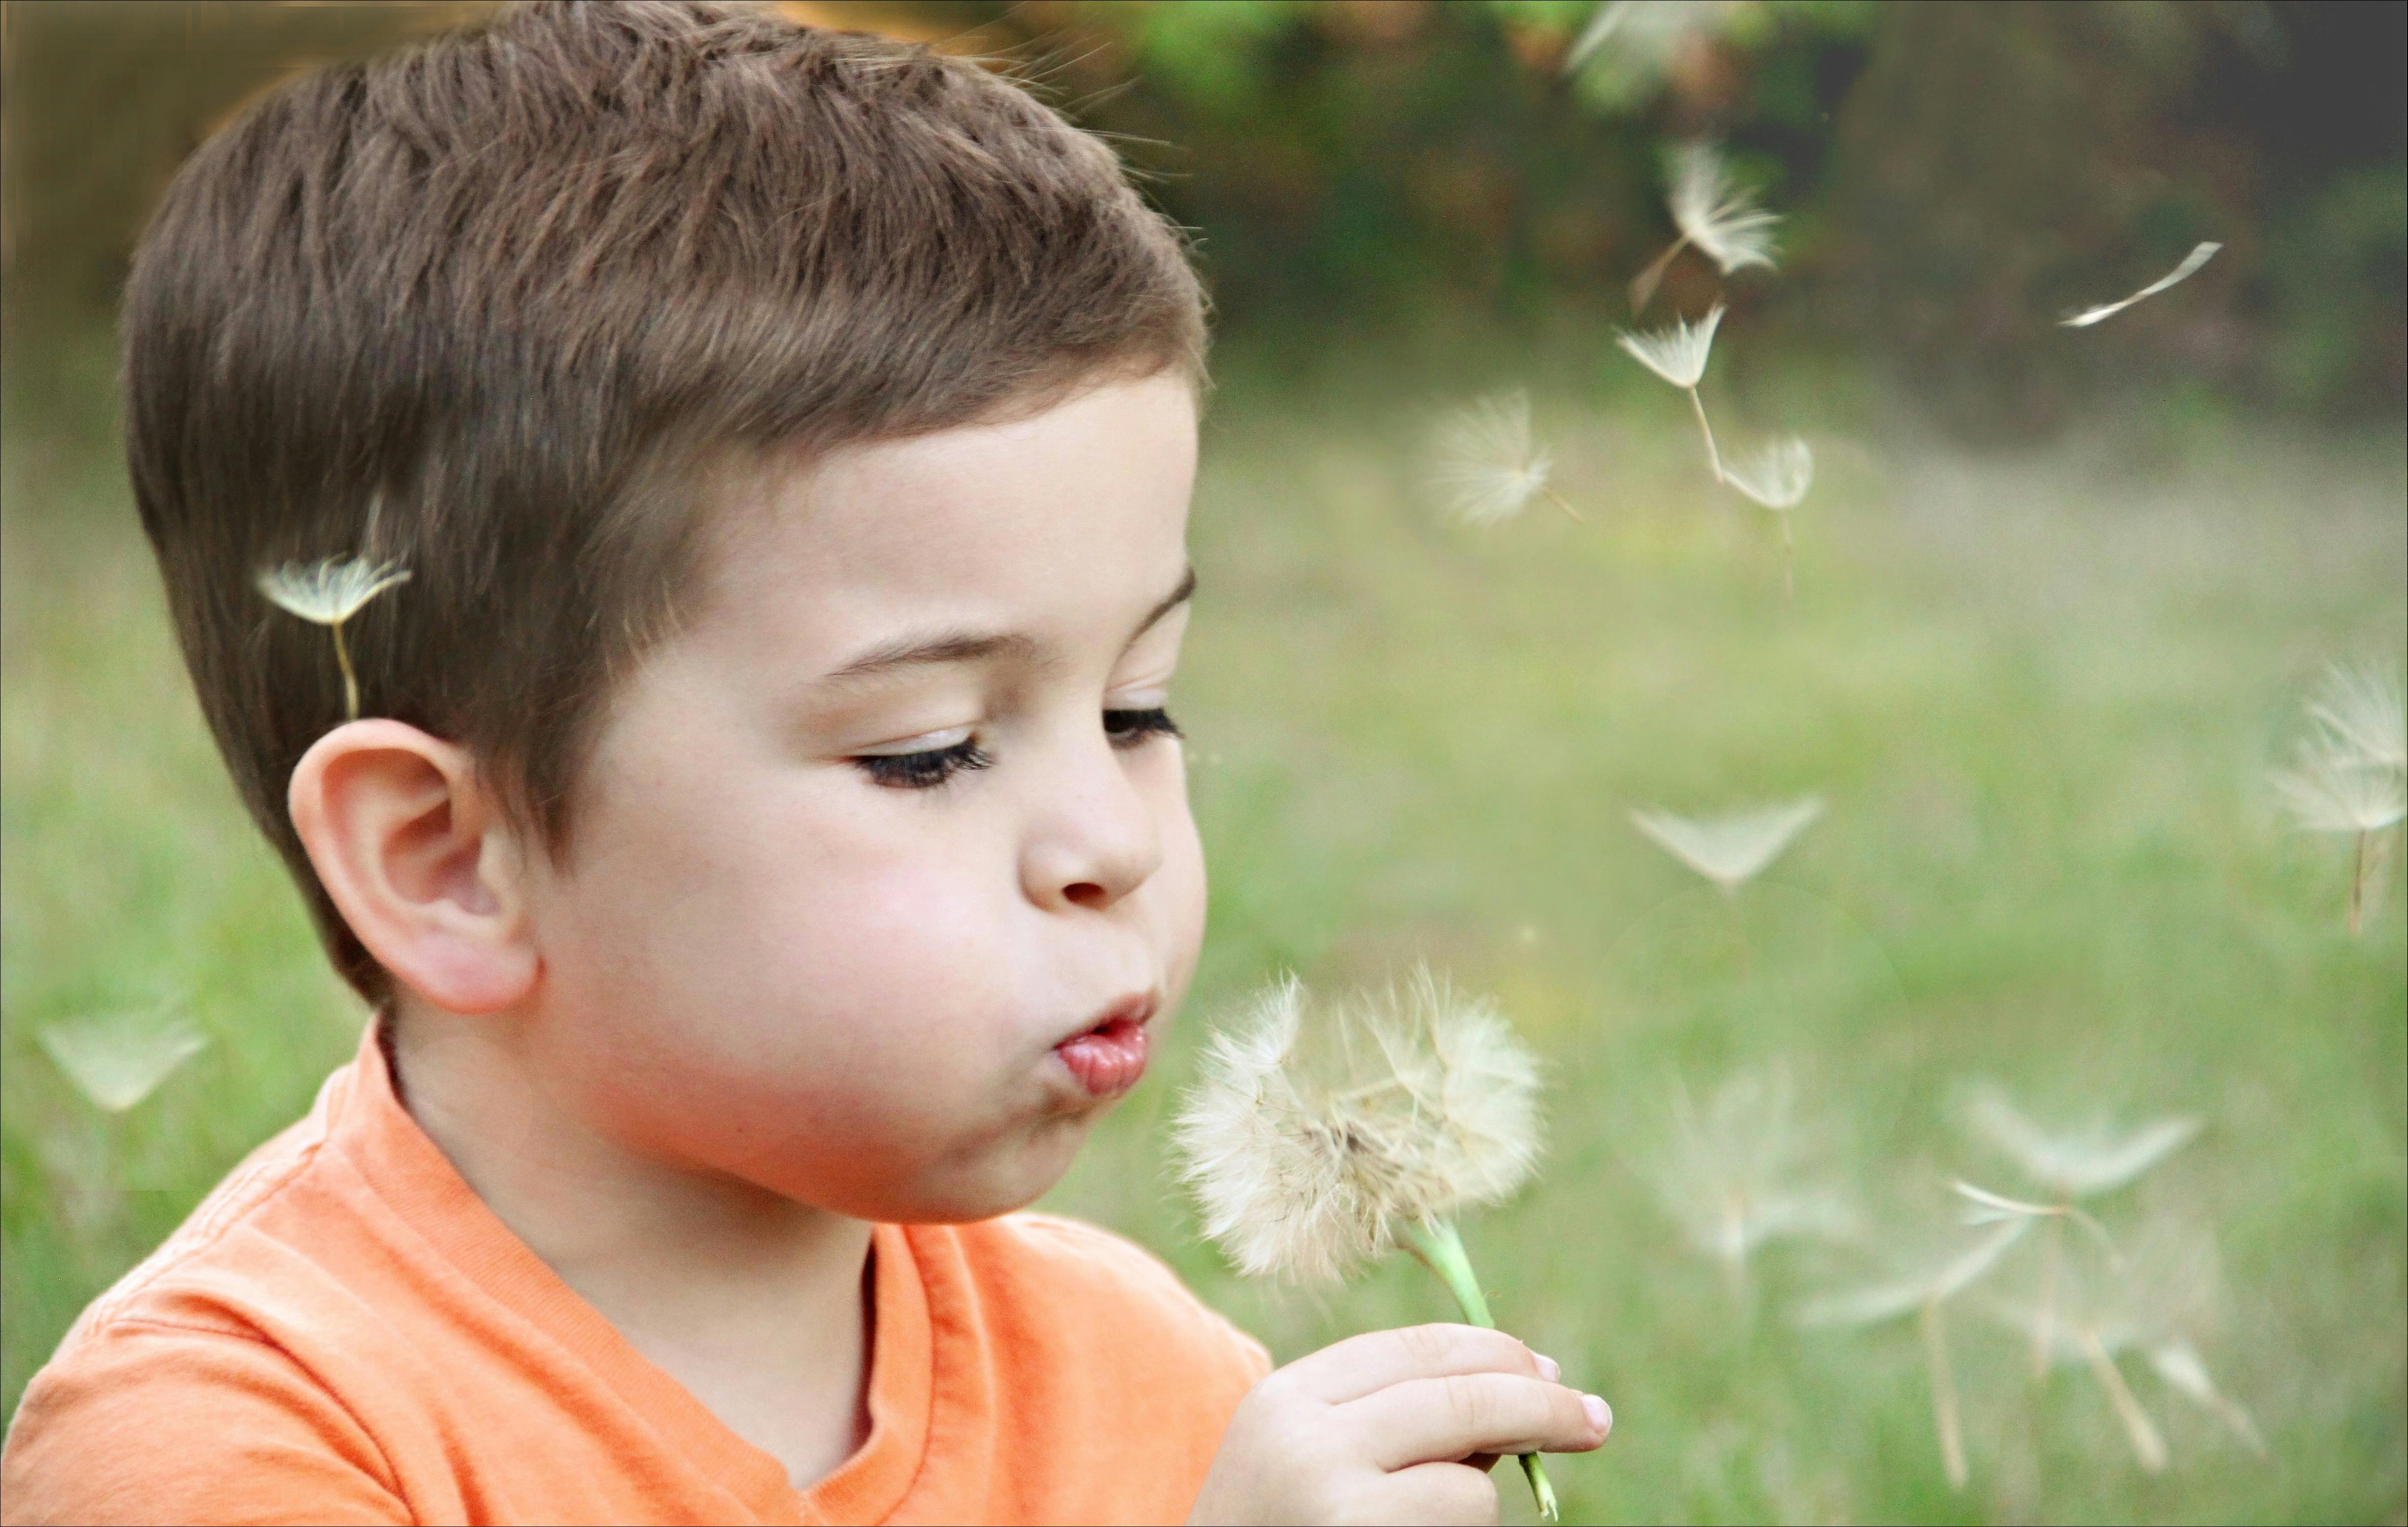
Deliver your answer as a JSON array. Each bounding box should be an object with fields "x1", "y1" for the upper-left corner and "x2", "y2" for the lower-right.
[
  {"x1": 1640, "y1": 1069, "x2": 1852, "y2": 1297},
  {"x1": 1722, "y1": 437, "x2": 1812, "y2": 512},
  {"x1": 2308, "y1": 660, "x2": 2407, "y2": 774},
  {"x1": 2283, "y1": 661, "x2": 2405, "y2": 933},
  {"x1": 40, "y1": 1012, "x2": 207, "y2": 1114},
  {"x1": 1798, "y1": 1219, "x2": 2032, "y2": 1490},
  {"x1": 2061, "y1": 241, "x2": 2221, "y2": 328},
  {"x1": 1428, "y1": 390, "x2": 1580, "y2": 526},
  {"x1": 2272, "y1": 738, "x2": 2408, "y2": 834},
  {"x1": 1957, "y1": 1089, "x2": 2201, "y2": 1201},
  {"x1": 1617, "y1": 304, "x2": 1723, "y2": 387},
  {"x1": 1177, "y1": 969, "x2": 1559, "y2": 1519},
  {"x1": 256, "y1": 557, "x2": 413, "y2": 721},
  {"x1": 1723, "y1": 436, "x2": 1814, "y2": 599},
  {"x1": 2272, "y1": 734, "x2": 2405, "y2": 934},
  {"x1": 1958, "y1": 1083, "x2": 2199, "y2": 1377},
  {"x1": 1984, "y1": 1218, "x2": 2253, "y2": 1472},
  {"x1": 1632, "y1": 142, "x2": 1781, "y2": 311},
  {"x1": 1629, "y1": 795, "x2": 1823, "y2": 896},
  {"x1": 1617, "y1": 305, "x2": 1726, "y2": 481},
  {"x1": 1669, "y1": 143, "x2": 1781, "y2": 277}
]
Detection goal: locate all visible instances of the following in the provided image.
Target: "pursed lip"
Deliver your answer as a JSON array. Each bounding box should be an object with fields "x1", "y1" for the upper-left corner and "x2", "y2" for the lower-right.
[
  {"x1": 1054, "y1": 989, "x2": 1160, "y2": 1049},
  {"x1": 1050, "y1": 990, "x2": 1160, "y2": 1100}
]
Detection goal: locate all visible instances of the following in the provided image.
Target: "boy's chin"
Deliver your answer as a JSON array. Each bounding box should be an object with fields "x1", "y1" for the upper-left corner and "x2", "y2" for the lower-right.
[{"x1": 879, "y1": 1114, "x2": 1098, "y2": 1226}]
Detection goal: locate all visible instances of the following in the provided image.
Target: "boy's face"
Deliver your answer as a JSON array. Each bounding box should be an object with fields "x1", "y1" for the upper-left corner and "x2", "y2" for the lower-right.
[{"x1": 518, "y1": 372, "x2": 1205, "y2": 1223}]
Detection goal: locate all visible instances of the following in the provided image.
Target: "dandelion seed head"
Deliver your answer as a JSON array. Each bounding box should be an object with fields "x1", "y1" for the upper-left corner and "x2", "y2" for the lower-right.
[
  {"x1": 1429, "y1": 390, "x2": 1555, "y2": 527},
  {"x1": 2307, "y1": 660, "x2": 2406, "y2": 774},
  {"x1": 1723, "y1": 437, "x2": 1814, "y2": 511},
  {"x1": 2272, "y1": 735, "x2": 2407, "y2": 834},
  {"x1": 1629, "y1": 795, "x2": 1823, "y2": 892},
  {"x1": 1175, "y1": 969, "x2": 1543, "y2": 1283},
  {"x1": 1667, "y1": 142, "x2": 1781, "y2": 275},
  {"x1": 1616, "y1": 304, "x2": 1725, "y2": 390},
  {"x1": 40, "y1": 1012, "x2": 208, "y2": 1114},
  {"x1": 1958, "y1": 1082, "x2": 2200, "y2": 1198},
  {"x1": 255, "y1": 557, "x2": 413, "y2": 626}
]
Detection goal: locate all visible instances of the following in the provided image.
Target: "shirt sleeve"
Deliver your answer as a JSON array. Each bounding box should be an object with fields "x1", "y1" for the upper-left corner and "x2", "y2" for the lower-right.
[{"x1": 1, "y1": 1319, "x2": 408, "y2": 1527}]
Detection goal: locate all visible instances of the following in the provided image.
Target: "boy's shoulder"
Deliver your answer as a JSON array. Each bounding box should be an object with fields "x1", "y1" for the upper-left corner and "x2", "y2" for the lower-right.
[
  {"x1": 3, "y1": 1044, "x2": 1272, "y2": 1525},
  {"x1": 0, "y1": 1063, "x2": 419, "y2": 1525},
  {"x1": 54, "y1": 1073, "x2": 352, "y2": 1346}
]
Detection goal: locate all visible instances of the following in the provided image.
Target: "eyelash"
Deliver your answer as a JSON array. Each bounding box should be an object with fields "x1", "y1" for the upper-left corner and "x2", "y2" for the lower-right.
[
  {"x1": 854, "y1": 707, "x2": 1182, "y2": 791},
  {"x1": 1104, "y1": 706, "x2": 1183, "y2": 747},
  {"x1": 855, "y1": 736, "x2": 993, "y2": 790}
]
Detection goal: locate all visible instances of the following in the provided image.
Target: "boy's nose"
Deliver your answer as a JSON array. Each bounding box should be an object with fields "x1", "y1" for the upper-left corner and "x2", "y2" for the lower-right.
[{"x1": 1019, "y1": 737, "x2": 1165, "y2": 913}]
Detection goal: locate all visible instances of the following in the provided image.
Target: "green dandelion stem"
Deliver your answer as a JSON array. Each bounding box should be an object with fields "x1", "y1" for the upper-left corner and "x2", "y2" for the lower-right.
[{"x1": 1399, "y1": 1217, "x2": 1561, "y2": 1523}]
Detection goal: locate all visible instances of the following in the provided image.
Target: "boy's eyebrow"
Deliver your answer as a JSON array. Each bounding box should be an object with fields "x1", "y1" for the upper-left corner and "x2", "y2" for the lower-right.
[
  {"x1": 1139, "y1": 565, "x2": 1199, "y2": 637},
  {"x1": 818, "y1": 565, "x2": 1196, "y2": 687}
]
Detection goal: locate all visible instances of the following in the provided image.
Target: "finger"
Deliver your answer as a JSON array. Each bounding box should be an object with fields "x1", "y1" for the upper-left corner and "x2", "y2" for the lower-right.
[
  {"x1": 1372, "y1": 1461, "x2": 1500, "y2": 1526},
  {"x1": 1347, "y1": 1371, "x2": 1609, "y2": 1470},
  {"x1": 1280, "y1": 1323, "x2": 1549, "y2": 1405}
]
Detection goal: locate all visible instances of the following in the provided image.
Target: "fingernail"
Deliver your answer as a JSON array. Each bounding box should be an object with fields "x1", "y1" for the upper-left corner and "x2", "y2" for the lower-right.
[
  {"x1": 1534, "y1": 1352, "x2": 1561, "y2": 1383},
  {"x1": 1582, "y1": 1395, "x2": 1613, "y2": 1435}
]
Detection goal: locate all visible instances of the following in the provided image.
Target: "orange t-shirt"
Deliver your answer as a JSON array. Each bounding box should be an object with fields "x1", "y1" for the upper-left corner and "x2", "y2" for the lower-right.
[{"x1": 1, "y1": 1025, "x2": 1269, "y2": 1525}]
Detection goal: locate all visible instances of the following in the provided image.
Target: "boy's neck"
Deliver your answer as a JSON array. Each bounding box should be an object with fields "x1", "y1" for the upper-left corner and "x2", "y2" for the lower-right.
[{"x1": 385, "y1": 1003, "x2": 876, "y2": 1487}]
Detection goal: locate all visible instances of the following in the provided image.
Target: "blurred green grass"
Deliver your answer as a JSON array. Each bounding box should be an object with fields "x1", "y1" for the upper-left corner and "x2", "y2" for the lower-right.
[{"x1": 4, "y1": 340, "x2": 2403, "y2": 1523}]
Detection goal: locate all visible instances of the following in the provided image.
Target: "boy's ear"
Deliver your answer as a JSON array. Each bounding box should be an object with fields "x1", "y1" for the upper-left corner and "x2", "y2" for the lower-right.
[{"x1": 288, "y1": 720, "x2": 537, "y2": 1014}]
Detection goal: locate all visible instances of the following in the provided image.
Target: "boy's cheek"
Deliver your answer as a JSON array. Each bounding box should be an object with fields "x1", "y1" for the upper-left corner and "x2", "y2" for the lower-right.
[{"x1": 1155, "y1": 804, "x2": 1209, "y2": 1011}]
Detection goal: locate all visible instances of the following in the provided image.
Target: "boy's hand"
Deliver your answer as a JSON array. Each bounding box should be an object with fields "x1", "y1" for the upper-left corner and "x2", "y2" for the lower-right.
[{"x1": 1188, "y1": 1323, "x2": 1612, "y2": 1526}]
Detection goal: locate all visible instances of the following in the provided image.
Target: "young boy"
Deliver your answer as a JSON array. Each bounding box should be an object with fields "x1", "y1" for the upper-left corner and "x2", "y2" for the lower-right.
[{"x1": 0, "y1": 5, "x2": 1610, "y2": 1522}]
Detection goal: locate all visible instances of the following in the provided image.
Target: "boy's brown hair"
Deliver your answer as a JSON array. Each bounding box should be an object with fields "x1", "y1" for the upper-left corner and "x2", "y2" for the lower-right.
[{"x1": 123, "y1": 0, "x2": 1207, "y2": 1000}]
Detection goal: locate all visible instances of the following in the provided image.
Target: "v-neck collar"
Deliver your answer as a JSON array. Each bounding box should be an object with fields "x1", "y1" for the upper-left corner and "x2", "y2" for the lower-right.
[{"x1": 326, "y1": 1022, "x2": 935, "y2": 1523}]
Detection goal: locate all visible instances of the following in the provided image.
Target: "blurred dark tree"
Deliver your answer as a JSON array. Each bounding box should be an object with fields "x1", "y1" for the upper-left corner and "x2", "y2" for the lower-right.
[
  {"x1": 3, "y1": 0, "x2": 2401, "y2": 435},
  {"x1": 1, "y1": 0, "x2": 482, "y2": 421},
  {"x1": 977, "y1": 1, "x2": 1882, "y2": 351}
]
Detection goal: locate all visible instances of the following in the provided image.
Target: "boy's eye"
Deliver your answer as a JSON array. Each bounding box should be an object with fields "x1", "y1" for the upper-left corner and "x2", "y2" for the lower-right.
[
  {"x1": 852, "y1": 709, "x2": 1177, "y2": 788},
  {"x1": 1104, "y1": 706, "x2": 1182, "y2": 748},
  {"x1": 852, "y1": 735, "x2": 992, "y2": 790}
]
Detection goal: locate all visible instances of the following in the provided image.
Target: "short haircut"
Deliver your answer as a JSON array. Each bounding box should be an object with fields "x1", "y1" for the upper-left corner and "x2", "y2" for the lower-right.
[{"x1": 124, "y1": 0, "x2": 1207, "y2": 1001}]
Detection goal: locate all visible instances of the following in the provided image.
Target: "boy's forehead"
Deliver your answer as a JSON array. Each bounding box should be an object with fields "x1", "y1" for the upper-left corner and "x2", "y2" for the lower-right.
[{"x1": 702, "y1": 374, "x2": 1198, "y2": 662}]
